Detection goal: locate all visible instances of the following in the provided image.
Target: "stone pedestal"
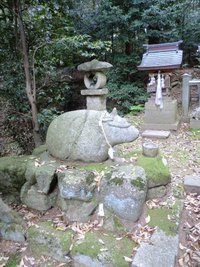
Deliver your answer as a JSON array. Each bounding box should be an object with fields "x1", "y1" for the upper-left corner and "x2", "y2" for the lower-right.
[
  {"x1": 81, "y1": 88, "x2": 108, "y2": 111},
  {"x1": 142, "y1": 97, "x2": 179, "y2": 130},
  {"x1": 190, "y1": 119, "x2": 200, "y2": 129}
]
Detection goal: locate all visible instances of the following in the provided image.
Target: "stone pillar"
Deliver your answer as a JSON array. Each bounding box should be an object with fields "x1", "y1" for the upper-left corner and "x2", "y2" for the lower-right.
[
  {"x1": 81, "y1": 88, "x2": 108, "y2": 111},
  {"x1": 182, "y1": 73, "x2": 192, "y2": 122}
]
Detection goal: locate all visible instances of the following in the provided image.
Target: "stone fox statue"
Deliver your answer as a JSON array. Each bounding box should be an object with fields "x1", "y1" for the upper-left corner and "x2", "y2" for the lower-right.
[{"x1": 46, "y1": 109, "x2": 139, "y2": 162}]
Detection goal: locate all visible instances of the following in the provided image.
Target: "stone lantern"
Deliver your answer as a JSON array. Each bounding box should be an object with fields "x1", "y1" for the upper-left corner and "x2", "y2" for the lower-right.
[
  {"x1": 78, "y1": 59, "x2": 113, "y2": 111},
  {"x1": 138, "y1": 41, "x2": 183, "y2": 131}
]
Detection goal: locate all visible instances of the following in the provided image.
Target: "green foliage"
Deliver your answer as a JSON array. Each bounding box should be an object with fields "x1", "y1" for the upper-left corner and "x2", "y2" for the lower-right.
[
  {"x1": 108, "y1": 79, "x2": 148, "y2": 112},
  {"x1": 5, "y1": 254, "x2": 20, "y2": 267},
  {"x1": 1, "y1": 0, "x2": 200, "y2": 152},
  {"x1": 129, "y1": 104, "x2": 144, "y2": 115},
  {"x1": 38, "y1": 108, "x2": 63, "y2": 138}
]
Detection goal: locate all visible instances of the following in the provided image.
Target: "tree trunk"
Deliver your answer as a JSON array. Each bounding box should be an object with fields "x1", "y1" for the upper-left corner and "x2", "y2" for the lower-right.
[{"x1": 16, "y1": 0, "x2": 41, "y2": 147}]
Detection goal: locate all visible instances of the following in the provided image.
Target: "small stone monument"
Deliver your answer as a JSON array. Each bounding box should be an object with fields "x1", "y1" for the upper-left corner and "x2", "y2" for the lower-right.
[
  {"x1": 182, "y1": 47, "x2": 200, "y2": 128},
  {"x1": 77, "y1": 59, "x2": 113, "y2": 111},
  {"x1": 138, "y1": 41, "x2": 183, "y2": 131}
]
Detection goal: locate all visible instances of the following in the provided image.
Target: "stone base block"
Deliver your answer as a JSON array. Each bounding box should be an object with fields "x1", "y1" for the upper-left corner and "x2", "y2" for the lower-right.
[
  {"x1": 184, "y1": 175, "x2": 200, "y2": 194},
  {"x1": 143, "y1": 97, "x2": 179, "y2": 130},
  {"x1": 141, "y1": 121, "x2": 179, "y2": 131},
  {"x1": 142, "y1": 130, "x2": 170, "y2": 139},
  {"x1": 190, "y1": 119, "x2": 200, "y2": 129},
  {"x1": 81, "y1": 88, "x2": 108, "y2": 111}
]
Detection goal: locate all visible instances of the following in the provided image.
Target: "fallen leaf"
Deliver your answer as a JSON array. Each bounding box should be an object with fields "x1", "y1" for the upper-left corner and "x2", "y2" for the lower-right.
[
  {"x1": 98, "y1": 239, "x2": 105, "y2": 245},
  {"x1": 123, "y1": 256, "x2": 132, "y2": 263},
  {"x1": 145, "y1": 215, "x2": 151, "y2": 224}
]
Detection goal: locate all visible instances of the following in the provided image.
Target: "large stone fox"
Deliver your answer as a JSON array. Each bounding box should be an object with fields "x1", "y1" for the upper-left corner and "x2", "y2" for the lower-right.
[{"x1": 46, "y1": 109, "x2": 139, "y2": 162}]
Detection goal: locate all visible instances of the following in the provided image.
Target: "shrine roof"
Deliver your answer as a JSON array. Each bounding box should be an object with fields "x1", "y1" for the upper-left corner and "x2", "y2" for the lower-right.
[{"x1": 138, "y1": 41, "x2": 183, "y2": 71}]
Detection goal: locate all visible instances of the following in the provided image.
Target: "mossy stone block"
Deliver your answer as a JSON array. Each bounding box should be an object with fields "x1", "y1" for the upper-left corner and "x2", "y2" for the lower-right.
[
  {"x1": 0, "y1": 156, "x2": 34, "y2": 195},
  {"x1": 27, "y1": 221, "x2": 73, "y2": 262},
  {"x1": 137, "y1": 156, "x2": 171, "y2": 188},
  {"x1": 71, "y1": 230, "x2": 135, "y2": 267}
]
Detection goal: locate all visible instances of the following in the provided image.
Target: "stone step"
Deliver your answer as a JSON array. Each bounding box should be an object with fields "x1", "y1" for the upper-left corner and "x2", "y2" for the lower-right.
[
  {"x1": 142, "y1": 130, "x2": 170, "y2": 139},
  {"x1": 132, "y1": 229, "x2": 179, "y2": 267},
  {"x1": 184, "y1": 175, "x2": 200, "y2": 194}
]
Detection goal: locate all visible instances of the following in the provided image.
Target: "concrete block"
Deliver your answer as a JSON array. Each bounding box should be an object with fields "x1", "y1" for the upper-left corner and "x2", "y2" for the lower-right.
[
  {"x1": 190, "y1": 119, "x2": 200, "y2": 129},
  {"x1": 184, "y1": 175, "x2": 200, "y2": 194},
  {"x1": 142, "y1": 130, "x2": 170, "y2": 139}
]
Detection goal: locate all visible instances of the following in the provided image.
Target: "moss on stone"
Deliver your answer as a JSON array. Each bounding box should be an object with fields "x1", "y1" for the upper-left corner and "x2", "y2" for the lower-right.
[
  {"x1": 137, "y1": 156, "x2": 170, "y2": 187},
  {"x1": 86, "y1": 172, "x2": 95, "y2": 185},
  {"x1": 5, "y1": 254, "x2": 21, "y2": 267},
  {"x1": 32, "y1": 144, "x2": 47, "y2": 156},
  {"x1": 110, "y1": 177, "x2": 124, "y2": 186},
  {"x1": 79, "y1": 163, "x2": 111, "y2": 173},
  {"x1": 121, "y1": 150, "x2": 141, "y2": 159},
  {"x1": 0, "y1": 156, "x2": 35, "y2": 194},
  {"x1": 27, "y1": 221, "x2": 73, "y2": 259},
  {"x1": 71, "y1": 231, "x2": 135, "y2": 266},
  {"x1": 131, "y1": 177, "x2": 146, "y2": 191},
  {"x1": 148, "y1": 208, "x2": 178, "y2": 236},
  {"x1": 113, "y1": 216, "x2": 125, "y2": 233}
]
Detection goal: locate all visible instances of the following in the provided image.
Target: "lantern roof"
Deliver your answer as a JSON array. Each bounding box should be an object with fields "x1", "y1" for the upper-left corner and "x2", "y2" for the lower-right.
[{"x1": 138, "y1": 40, "x2": 183, "y2": 71}]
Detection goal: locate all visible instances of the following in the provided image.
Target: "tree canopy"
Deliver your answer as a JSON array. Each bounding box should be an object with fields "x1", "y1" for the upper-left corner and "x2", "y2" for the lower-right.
[{"x1": 0, "y1": 0, "x2": 200, "y2": 151}]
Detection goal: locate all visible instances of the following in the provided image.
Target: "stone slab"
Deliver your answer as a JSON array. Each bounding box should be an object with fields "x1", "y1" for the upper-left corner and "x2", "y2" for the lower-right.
[
  {"x1": 141, "y1": 121, "x2": 179, "y2": 131},
  {"x1": 132, "y1": 229, "x2": 179, "y2": 267},
  {"x1": 142, "y1": 130, "x2": 170, "y2": 139},
  {"x1": 184, "y1": 175, "x2": 200, "y2": 194},
  {"x1": 81, "y1": 88, "x2": 108, "y2": 95},
  {"x1": 190, "y1": 119, "x2": 200, "y2": 129},
  {"x1": 144, "y1": 98, "x2": 178, "y2": 124}
]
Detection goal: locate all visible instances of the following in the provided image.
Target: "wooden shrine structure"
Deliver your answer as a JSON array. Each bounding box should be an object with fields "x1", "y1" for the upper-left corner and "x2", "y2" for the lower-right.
[{"x1": 138, "y1": 40, "x2": 183, "y2": 131}]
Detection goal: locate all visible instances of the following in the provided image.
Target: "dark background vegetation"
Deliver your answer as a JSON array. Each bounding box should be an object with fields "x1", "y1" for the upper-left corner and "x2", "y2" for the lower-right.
[{"x1": 0, "y1": 0, "x2": 200, "y2": 153}]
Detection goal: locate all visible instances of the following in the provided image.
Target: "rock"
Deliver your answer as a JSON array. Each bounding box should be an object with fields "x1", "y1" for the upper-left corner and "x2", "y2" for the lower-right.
[
  {"x1": 25, "y1": 160, "x2": 37, "y2": 184},
  {"x1": 142, "y1": 130, "x2": 170, "y2": 139},
  {"x1": 58, "y1": 169, "x2": 96, "y2": 201},
  {"x1": 77, "y1": 59, "x2": 113, "y2": 72},
  {"x1": 32, "y1": 144, "x2": 47, "y2": 156},
  {"x1": 0, "y1": 197, "x2": 25, "y2": 225},
  {"x1": 35, "y1": 165, "x2": 57, "y2": 194},
  {"x1": 27, "y1": 222, "x2": 134, "y2": 266},
  {"x1": 71, "y1": 230, "x2": 134, "y2": 267},
  {"x1": 102, "y1": 165, "x2": 147, "y2": 222},
  {"x1": 0, "y1": 222, "x2": 25, "y2": 243},
  {"x1": 147, "y1": 186, "x2": 167, "y2": 200},
  {"x1": 73, "y1": 255, "x2": 105, "y2": 267},
  {"x1": 27, "y1": 221, "x2": 73, "y2": 262},
  {"x1": 57, "y1": 196, "x2": 97, "y2": 222},
  {"x1": 46, "y1": 109, "x2": 139, "y2": 162},
  {"x1": 20, "y1": 183, "x2": 57, "y2": 211},
  {"x1": 137, "y1": 156, "x2": 171, "y2": 188},
  {"x1": 0, "y1": 156, "x2": 33, "y2": 195},
  {"x1": 132, "y1": 229, "x2": 179, "y2": 267},
  {"x1": 142, "y1": 142, "x2": 159, "y2": 157},
  {"x1": 191, "y1": 106, "x2": 200, "y2": 120},
  {"x1": 0, "y1": 198, "x2": 26, "y2": 243},
  {"x1": 184, "y1": 175, "x2": 200, "y2": 194}
]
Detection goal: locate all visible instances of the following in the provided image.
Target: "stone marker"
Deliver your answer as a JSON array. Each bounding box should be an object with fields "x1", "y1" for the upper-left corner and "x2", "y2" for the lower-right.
[
  {"x1": 142, "y1": 142, "x2": 159, "y2": 157},
  {"x1": 142, "y1": 130, "x2": 170, "y2": 139},
  {"x1": 132, "y1": 229, "x2": 179, "y2": 267},
  {"x1": 184, "y1": 175, "x2": 200, "y2": 194}
]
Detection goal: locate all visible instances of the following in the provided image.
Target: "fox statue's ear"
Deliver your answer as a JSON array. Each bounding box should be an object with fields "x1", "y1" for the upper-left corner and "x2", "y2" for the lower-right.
[
  {"x1": 110, "y1": 107, "x2": 118, "y2": 117},
  {"x1": 102, "y1": 111, "x2": 113, "y2": 122}
]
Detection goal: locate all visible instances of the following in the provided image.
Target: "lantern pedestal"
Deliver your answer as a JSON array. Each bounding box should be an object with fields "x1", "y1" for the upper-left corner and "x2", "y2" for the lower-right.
[{"x1": 81, "y1": 88, "x2": 108, "y2": 111}]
